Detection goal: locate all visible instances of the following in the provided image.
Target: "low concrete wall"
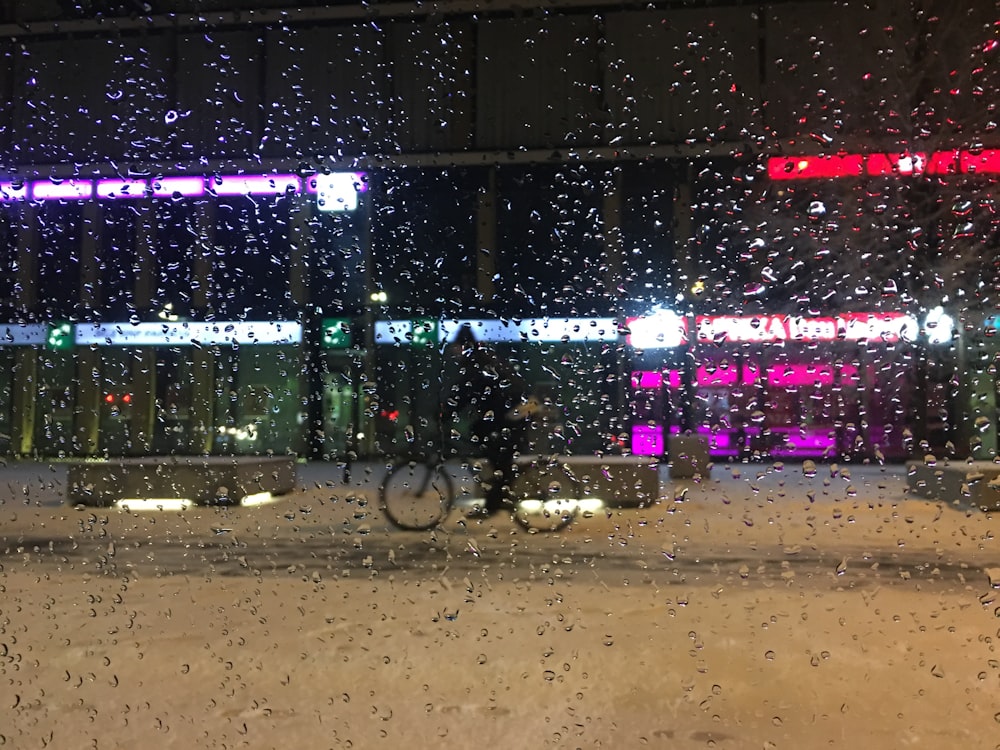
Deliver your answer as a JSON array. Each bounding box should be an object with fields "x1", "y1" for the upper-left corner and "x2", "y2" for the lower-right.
[
  {"x1": 68, "y1": 455, "x2": 298, "y2": 506},
  {"x1": 906, "y1": 460, "x2": 1000, "y2": 510},
  {"x1": 516, "y1": 455, "x2": 660, "y2": 508},
  {"x1": 668, "y1": 435, "x2": 712, "y2": 479}
]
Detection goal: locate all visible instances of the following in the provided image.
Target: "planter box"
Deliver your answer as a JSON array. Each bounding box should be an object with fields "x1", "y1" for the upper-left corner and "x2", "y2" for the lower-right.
[
  {"x1": 906, "y1": 460, "x2": 1000, "y2": 511},
  {"x1": 668, "y1": 435, "x2": 712, "y2": 479},
  {"x1": 516, "y1": 454, "x2": 660, "y2": 508},
  {"x1": 68, "y1": 455, "x2": 297, "y2": 507}
]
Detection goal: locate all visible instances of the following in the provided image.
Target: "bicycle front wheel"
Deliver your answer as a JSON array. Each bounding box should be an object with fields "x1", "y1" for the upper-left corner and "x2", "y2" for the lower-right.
[{"x1": 380, "y1": 461, "x2": 454, "y2": 530}]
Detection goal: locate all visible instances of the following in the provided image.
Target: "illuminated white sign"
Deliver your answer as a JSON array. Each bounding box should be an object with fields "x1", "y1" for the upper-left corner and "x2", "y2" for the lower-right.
[
  {"x1": 695, "y1": 313, "x2": 918, "y2": 344},
  {"x1": 313, "y1": 172, "x2": 363, "y2": 212},
  {"x1": 0, "y1": 324, "x2": 48, "y2": 345},
  {"x1": 923, "y1": 306, "x2": 954, "y2": 344},
  {"x1": 75, "y1": 321, "x2": 302, "y2": 346},
  {"x1": 625, "y1": 311, "x2": 688, "y2": 349},
  {"x1": 374, "y1": 318, "x2": 621, "y2": 345}
]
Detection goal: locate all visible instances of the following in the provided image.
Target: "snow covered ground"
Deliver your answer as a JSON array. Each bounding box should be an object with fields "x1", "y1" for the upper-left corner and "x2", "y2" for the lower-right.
[{"x1": 2, "y1": 458, "x2": 1000, "y2": 748}]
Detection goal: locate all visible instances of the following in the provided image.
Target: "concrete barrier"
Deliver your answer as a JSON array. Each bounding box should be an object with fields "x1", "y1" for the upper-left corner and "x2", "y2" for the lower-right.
[
  {"x1": 67, "y1": 455, "x2": 298, "y2": 506},
  {"x1": 668, "y1": 435, "x2": 712, "y2": 479},
  {"x1": 906, "y1": 460, "x2": 1000, "y2": 510},
  {"x1": 516, "y1": 454, "x2": 661, "y2": 508}
]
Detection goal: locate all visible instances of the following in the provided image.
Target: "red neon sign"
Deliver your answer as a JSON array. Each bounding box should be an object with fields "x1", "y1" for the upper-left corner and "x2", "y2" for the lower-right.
[
  {"x1": 767, "y1": 154, "x2": 864, "y2": 180},
  {"x1": 766, "y1": 148, "x2": 996, "y2": 180}
]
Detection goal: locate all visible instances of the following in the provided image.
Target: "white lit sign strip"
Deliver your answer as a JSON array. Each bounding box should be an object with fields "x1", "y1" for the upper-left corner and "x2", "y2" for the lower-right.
[
  {"x1": 374, "y1": 318, "x2": 621, "y2": 345},
  {"x1": 695, "y1": 313, "x2": 918, "y2": 344},
  {"x1": 0, "y1": 324, "x2": 48, "y2": 345},
  {"x1": 441, "y1": 318, "x2": 619, "y2": 344},
  {"x1": 311, "y1": 172, "x2": 364, "y2": 212},
  {"x1": 375, "y1": 320, "x2": 414, "y2": 344},
  {"x1": 75, "y1": 321, "x2": 302, "y2": 346},
  {"x1": 626, "y1": 312, "x2": 689, "y2": 348}
]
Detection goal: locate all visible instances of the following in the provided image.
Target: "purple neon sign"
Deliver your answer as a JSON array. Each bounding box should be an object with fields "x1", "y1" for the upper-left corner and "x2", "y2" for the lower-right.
[
  {"x1": 150, "y1": 176, "x2": 206, "y2": 198},
  {"x1": 208, "y1": 174, "x2": 302, "y2": 196},
  {"x1": 96, "y1": 178, "x2": 150, "y2": 199},
  {"x1": 0, "y1": 171, "x2": 364, "y2": 206},
  {"x1": 31, "y1": 180, "x2": 93, "y2": 201}
]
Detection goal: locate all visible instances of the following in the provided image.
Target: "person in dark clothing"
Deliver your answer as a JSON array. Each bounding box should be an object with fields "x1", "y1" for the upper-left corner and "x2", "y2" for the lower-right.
[{"x1": 445, "y1": 326, "x2": 531, "y2": 516}]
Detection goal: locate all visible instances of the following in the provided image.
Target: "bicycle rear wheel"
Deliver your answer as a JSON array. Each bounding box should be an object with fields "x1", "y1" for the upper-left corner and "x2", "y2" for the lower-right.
[
  {"x1": 510, "y1": 459, "x2": 579, "y2": 533},
  {"x1": 380, "y1": 461, "x2": 454, "y2": 530}
]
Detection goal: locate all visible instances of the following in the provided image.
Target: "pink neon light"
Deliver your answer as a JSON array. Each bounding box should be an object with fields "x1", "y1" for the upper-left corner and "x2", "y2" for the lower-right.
[
  {"x1": 96, "y1": 178, "x2": 150, "y2": 199},
  {"x1": 632, "y1": 371, "x2": 662, "y2": 388},
  {"x1": 31, "y1": 180, "x2": 93, "y2": 200},
  {"x1": 0, "y1": 182, "x2": 28, "y2": 202},
  {"x1": 767, "y1": 154, "x2": 864, "y2": 180},
  {"x1": 631, "y1": 424, "x2": 663, "y2": 456},
  {"x1": 633, "y1": 370, "x2": 683, "y2": 389},
  {"x1": 698, "y1": 365, "x2": 740, "y2": 387},
  {"x1": 150, "y1": 176, "x2": 205, "y2": 198},
  {"x1": 208, "y1": 174, "x2": 302, "y2": 196},
  {"x1": 635, "y1": 363, "x2": 869, "y2": 390},
  {"x1": 633, "y1": 366, "x2": 762, "y2": 389},
  {"x1": 767, "y1": 363, "x2": 860, "y2": 387}
]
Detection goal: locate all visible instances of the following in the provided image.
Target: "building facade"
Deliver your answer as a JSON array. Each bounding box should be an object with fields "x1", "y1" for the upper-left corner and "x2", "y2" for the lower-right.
[{"x1": 0, "y1": 0, "x2": 996, "y2": 461}]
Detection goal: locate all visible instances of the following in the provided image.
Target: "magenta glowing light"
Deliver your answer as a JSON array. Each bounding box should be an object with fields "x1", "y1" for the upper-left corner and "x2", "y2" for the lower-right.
[
  {"x1": 631, "y1": 424, "x2": 663, "y2": 456},
  {"x1": 31, "y1": 180, "x2": 93, "y2": 201},
  {"x1": 208, "y1": 174, "x2": 302, "y2": 197},
  {"x1": 150, "y1": 176, "x2": 206, "y2": 198},
  {"x1": 96, "y1": 178, "x2": 150, "y2": 199},
  {"x1": 0, "y1": 170, "x2": 367, "y2": 209}
]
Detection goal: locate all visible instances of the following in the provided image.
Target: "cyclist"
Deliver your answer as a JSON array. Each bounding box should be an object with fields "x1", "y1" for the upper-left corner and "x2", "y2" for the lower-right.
[{"x1": 444, "y1": 325, "x2": 533, "y2": 517}]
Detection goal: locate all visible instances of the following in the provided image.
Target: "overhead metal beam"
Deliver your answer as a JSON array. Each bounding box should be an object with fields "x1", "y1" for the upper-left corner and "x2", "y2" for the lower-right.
[
  {"x1": 6, "y1": 141, "x2": 754, "y2": 180},
  {"x1": 0, "y1": 0, "x2": 764, "y2": 39}
]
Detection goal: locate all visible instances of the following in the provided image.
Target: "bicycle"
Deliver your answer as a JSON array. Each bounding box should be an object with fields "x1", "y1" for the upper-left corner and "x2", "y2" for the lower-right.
[{"x1": 379, "y1": 453, "x2": 580, "y2": 533}]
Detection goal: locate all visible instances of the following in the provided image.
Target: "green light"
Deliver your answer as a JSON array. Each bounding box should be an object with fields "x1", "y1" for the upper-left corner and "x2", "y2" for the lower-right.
[
  {"x1": 46, "y1": 322, "x2": 73, "y2": 350},
  {"x1": 411, "y1": 318, "x2": 438, "y2": 347},
  {"x1": 321, "y1": 318, "x2": 352, "y2": 349}
]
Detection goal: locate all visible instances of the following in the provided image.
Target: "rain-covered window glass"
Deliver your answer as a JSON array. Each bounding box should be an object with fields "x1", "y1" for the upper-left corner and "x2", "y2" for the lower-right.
[
  {"x1": 36, "y1": 203, "x2": 82, "y2": 319},
  {"x1": 99, "y1": 202, "x2": 139, "y2": 320},
  {"x1": 497, "y1": 164, "x2": 609, "y2": 316},
  {"x1": 212, "y1": 195, "x2": 292, "y2": 319},
  {"x1": 375, "y1": 168, "x2": 478, "y2": 316},
  {"x1": 5, "y1": 3, "x2": 1000, "y2": 749},
  {"x1": 150, "y1": 201, "x2": 198, "y2": 320},
  {"x1": 0, "y1": 211, "x2": 17, "y2": 320}
]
